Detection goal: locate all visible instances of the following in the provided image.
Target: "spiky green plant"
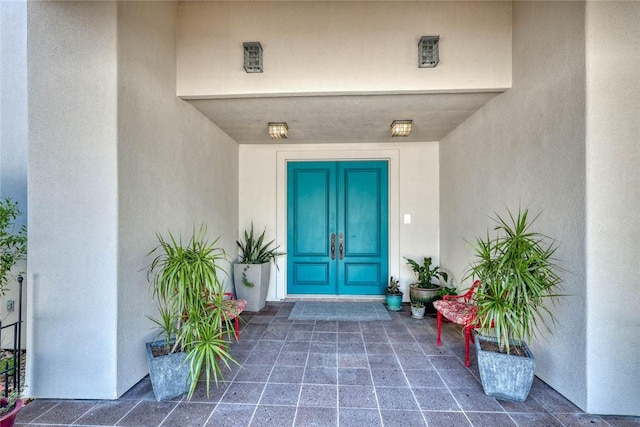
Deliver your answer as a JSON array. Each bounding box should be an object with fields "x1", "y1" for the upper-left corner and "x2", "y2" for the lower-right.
[
  {"x1": 466, "y1": 208, "x2": 563, "y2": 354},
  {"x1": 146, "y1": 225, "x2": 238, "y2": 398},
  {"x1": 236, "y1": 223, "x2": 283, "y2": 287}
]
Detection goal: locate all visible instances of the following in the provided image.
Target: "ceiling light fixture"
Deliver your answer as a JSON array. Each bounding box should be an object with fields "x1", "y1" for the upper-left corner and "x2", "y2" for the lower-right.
[
  {"x1": 391, "y1": 120, "x2": 412, "y2": 137},
  {"x1": 268, "y1": 122, "x2": 288, "y2": 139}
]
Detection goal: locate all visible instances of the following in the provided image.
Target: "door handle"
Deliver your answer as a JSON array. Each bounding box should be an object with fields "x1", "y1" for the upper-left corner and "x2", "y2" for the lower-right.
[
  {"x1": 339, "y1": 233, "x2": 344, "y2": 260},
  {"x1": 330, "y1": 233, "x2": 336, "y2": 260}
]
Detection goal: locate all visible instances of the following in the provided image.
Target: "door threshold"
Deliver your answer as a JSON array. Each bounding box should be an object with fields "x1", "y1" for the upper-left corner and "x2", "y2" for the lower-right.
[{"x1": 283, "y1": 295, "x2": 385, "y2": 302}]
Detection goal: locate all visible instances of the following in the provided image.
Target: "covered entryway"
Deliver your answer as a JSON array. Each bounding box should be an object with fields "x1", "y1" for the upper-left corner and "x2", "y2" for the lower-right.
[{"x1": 287, "y1": 160, "x2": 388, "y2": 295}]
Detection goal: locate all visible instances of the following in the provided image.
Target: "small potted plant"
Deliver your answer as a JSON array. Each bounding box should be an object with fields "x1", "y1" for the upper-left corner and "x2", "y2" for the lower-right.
[
  {"x1": 410, "y1": 301, "x2": 426, "y2": 319},
  {"x1": 405, "y1": 256, "x2": 448, "y2": 315},
  {"x1": 467, "y1": 208, "x2": 563, "y2": 402},
  {"x1": 0, "y1": 389, "x2": 23, "y2": 427},
  {"x1": 385, "y1": 276, "x2": 403, "y2": 311},
  {"x1": 234, "y1": 223, "x2": 284, "y2": 312}
]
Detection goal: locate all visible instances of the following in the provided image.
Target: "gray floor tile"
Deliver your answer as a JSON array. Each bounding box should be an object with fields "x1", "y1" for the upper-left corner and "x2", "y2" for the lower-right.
[
  {"x1": 303, "y1": 366, "x2": 338, "y2": 385},
  {"x1": 234, "y1": 364, "x2": 272, "y2": 383},
  {"x1": 270, "y1": 366, "x2": 305, "y2": 383},
  {"x1": 370, "y1": 368, "x2": 408, "y2": 387},
  {"x1": 295, "y1": 406, "x2": 337, "y2": 427},
  {"x1": 380, "y1": 409, "x2": 426, "y2": 427},
  {"x1": 338, "y1": 385, "x2": 377, "y2": 409},
  {"x1": 116, "y1": 401, "x2": 177, "y2": 427},
  {"x1": 404, "y1": 368, "x2": 445, "y2": 388},
  {"x1": 299, "y1": 384, "x2": 338, "y2": 407},
  {"x1": 337, "y1": 353, "x2": 368, "y2": 368},
  {"x1": 508, "y1": 411, "x2": 564, "y2": 427},
  {"x1": 250, "y1": 405, "x2": 296, "y2": 427},
  {"x1": 276, "y1": 351, "x2": 308, "y2": 367},
  {"x1": 376, "y1": 386, "x2": 419, "y2": 410},
  {"x1": 29, "y1": 401, "x2": 97, "y2": 425},
  {"x1": 464, "y1": 411, "x2": 517, "y2": 426},
  {"x1": 259, "y1": 383, "x2": 301, "y2": 406},
  {"x1": 159, "y1": 401, "x2": 215, "y2": 427},
  {"x1": 205, "y1": 403, "x2": 256, "y2": 427},
  {"x1": 72, "y1": 400, "x2": 138, "y2": 426},
  {"x1": 337, "y1": 368, "x2": 372, "y2": 386},
  {"x1": 307, "y1": 352, "x2": 337, "y2": 367},
  {"x1": 553, "y1": 413, "x2": 616, "y2": 426},
  {"x1": 412, "y1": 388, "x2": 461, "y2": 411},
  {"x1": 339, "y1": 408, "x2": 382, "y2": 427},
  {"x1": 222, "y1": 382, "x2": 265, "y2": 404},
  {"x1": 422, "y1": 410, "x2": 471, "y2": 426},
  {"x1": 449, "y1": 388, "x2": 505, "y2": 412}
]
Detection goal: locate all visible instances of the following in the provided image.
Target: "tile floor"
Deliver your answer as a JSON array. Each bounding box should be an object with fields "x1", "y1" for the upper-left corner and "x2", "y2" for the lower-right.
[{"x1": 15, "y1": 302, "x2": 640, "y2": 427}]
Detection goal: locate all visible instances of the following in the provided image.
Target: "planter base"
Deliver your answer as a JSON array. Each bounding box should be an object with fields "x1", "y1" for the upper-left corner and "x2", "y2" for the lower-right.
[
  {"x1": 475, "y1": 334, "x2": 535, "y2": 402},
  {"x1": 146, "y1": 341, "x2": 190, "y2": 401}
]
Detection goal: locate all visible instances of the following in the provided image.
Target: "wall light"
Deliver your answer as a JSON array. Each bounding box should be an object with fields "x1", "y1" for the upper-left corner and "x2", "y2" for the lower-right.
[
  {"x1": 418, "y1": 36, "x2": 439, "y2": 68},
  {"x1": 268, "y1": 122, "x2": 288, "y2": 139},
  {"x1": 391, "y1": 120, "x2": 412, "y2": 137},
  {"x1": 243, "y1": 42, "x2": 263, "y2": 73}
]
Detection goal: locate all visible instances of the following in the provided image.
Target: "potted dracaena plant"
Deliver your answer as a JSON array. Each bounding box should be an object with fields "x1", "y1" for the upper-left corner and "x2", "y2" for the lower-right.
[
  {"x1": 467, "y1": 208, "x2": 563, "y2": 402},
  {"x1": 146, "y1": 225, "x2": 239, "y2": 401},
  {"x1": 405, "y1": 256, "x2": 448, "y2": 315},
  {"x1": 234, "y1": 223, "x2": 283, "y2": 312}
]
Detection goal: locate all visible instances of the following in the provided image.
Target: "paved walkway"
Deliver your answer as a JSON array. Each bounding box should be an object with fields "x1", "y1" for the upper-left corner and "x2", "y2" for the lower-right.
[{"x1": 15, "y1": 302, "x2": 640, "y2": 426}]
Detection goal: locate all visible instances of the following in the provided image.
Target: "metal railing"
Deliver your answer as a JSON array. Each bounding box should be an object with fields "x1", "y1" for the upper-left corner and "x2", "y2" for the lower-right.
[{"x1": 0, "y1": 275, "x2": 23, "y2": 396}]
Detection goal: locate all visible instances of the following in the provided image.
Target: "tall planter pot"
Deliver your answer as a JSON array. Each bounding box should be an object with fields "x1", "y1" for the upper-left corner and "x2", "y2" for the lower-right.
[
  {"x1": 146, "y1": 340, "x2": 190, "y2": 402},
  {"x1": 475, "y1": 334, "x2": 536, "y2": 402},
  {"x1": 234, "y1": 262, "x2": 271, "y2": 312},
  {"x1": 409, "y1": 284, "x2": 441, "y2": 315}
]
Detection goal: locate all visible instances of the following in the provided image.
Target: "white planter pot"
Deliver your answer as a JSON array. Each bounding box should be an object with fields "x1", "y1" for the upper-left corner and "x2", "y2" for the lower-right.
[{"x1": 233, "y1": 262, "x2": 271, "y2": 312}]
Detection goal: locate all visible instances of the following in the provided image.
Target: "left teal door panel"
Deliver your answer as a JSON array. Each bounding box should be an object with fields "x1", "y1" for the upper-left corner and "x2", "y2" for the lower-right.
[
  {"x1": 287, "y1": 161, "x2": 388, "y2": 295},
  {"x1": 287, "y1": 162, "x2": 337, "y2": 294}
]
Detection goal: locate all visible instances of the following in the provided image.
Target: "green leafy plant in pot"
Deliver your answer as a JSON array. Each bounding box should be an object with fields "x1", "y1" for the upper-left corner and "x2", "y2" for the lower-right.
[
  {"x1": 146, "y1": 225, "x2": 238, "y2": 401},
  {"x1": 234, "y1": 223, "x2": 284, "y2": 312},
  {"x1": 467, "y1": 208, "x2": 563, "y2": 402},
  {"x1": 385, "y1": 276, "x2": 403, "y2": 311},
  {"x1": 405, "y1": 256, "x2": 448, "y2": 315}
]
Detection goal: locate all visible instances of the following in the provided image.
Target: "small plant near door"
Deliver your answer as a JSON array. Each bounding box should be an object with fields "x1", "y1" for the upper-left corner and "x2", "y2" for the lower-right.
[
  {"x1": 385, "y1": 276, "x2": 403, "y2": 311},
  {"x1": 236, "y1": 223, "x2": 283, "y2": 287}
]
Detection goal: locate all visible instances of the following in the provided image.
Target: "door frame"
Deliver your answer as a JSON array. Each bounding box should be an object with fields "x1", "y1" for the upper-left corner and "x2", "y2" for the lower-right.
[{"x1": 275, "y1": 148, "x2": 400, "y2": 300}]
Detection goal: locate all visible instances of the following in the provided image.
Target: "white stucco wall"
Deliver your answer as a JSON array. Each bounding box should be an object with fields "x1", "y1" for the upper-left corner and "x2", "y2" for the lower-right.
[
  {"x1": 26, "y1": 1, "x2": 239, "y2": 399},
  {"x1": 27, "y1": 1, "x2": 120, "y2": 398},
  {"x1": 440, "y1": 1, "x2": 587, "y2": 410},
  {"x1": 585, "y1": 2, "x2": 640, "y2": 416},
  {"x1": 239, "y1": 142, "x2": 439, "y2": 301},
  {"x1": 116, "y1": 2, "x2": 239, "y2": 397},
  {"x1": 177, "y1": 1, "x2": 511, "y2": 97}
]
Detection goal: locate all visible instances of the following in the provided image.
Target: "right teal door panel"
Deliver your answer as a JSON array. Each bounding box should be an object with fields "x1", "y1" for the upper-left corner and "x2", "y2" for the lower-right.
[{"x1": 287, "y1": 161, "x2": 388, "y2": 295}]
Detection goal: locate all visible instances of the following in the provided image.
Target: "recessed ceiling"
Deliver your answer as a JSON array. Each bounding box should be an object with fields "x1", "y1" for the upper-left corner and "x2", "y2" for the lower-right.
[{"x1": 186, "y1": 92, "x2": 502, "y2": 144}]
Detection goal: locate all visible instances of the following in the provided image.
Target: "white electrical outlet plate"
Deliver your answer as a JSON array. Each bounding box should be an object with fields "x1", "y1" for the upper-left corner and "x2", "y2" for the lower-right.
[{"x1": 403, "y1": 214, "x2": 411, "y2": 224}]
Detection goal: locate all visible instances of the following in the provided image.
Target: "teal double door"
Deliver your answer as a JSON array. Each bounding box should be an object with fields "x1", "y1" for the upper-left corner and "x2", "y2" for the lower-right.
[{"x1": 287, "y1": 161, "x2": 388, "y2": 295}]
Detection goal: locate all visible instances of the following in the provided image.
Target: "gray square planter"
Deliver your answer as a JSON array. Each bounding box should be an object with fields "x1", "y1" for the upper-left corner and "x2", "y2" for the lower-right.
[
  {"x1": 146, "y1": 340, "x2": 190, "y2": 401},
  {"x1": 234, "y1": 262, "x2": 271, "y2": 312},
  {"x1": 475, "y1": 334, "x2": 536, "y2": 402}
]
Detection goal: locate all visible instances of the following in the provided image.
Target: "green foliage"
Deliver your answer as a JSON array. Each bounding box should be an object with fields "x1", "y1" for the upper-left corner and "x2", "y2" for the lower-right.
[
  {"x1": 236, "y1": 223, "x2": 284, "y2": 287},
  {"x1": 410, "y1": 300, "x2": 424, "y2": 308},
  {"x1": 438, "y1": 286, "x2": 458, "y2": 297},
  {"x1": 404, "y1": 256, "x2": 448, "y2": 289},
  {"x1": 466, "y1": 208, "x2": 563, "y2": 354},
  {"x1": 146, "y1": 224, "x2": 238, "y2": 398},
  {"x1": 236, "y1": 222, "x2": 283, "y2": 264},
  {"x1": 0, "y1": 198, "x2": 27, "y2": 295},
  {"x1": 385, "y1": 276, "x2": 402, "y2": 295}
]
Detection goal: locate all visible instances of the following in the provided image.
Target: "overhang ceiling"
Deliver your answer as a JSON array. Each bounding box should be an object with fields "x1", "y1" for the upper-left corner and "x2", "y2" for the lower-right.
[{"x1": 186, "y1": 91, "x2": 503, "y2": 144}]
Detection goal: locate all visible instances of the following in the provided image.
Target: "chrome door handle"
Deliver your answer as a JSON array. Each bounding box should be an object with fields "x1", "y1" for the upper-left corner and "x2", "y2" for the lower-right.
[
  {"x1": 339, "y1": 233, "x2": 344, "y2": 260},
  {"x1": 330, "y1": 233, "x2": 336, "y2": 260}
]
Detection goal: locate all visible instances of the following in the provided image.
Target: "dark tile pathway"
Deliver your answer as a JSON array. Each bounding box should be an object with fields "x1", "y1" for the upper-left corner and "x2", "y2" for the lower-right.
[{"x1": 15, "y1": 302, "x2": 640, "y2": 426}]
